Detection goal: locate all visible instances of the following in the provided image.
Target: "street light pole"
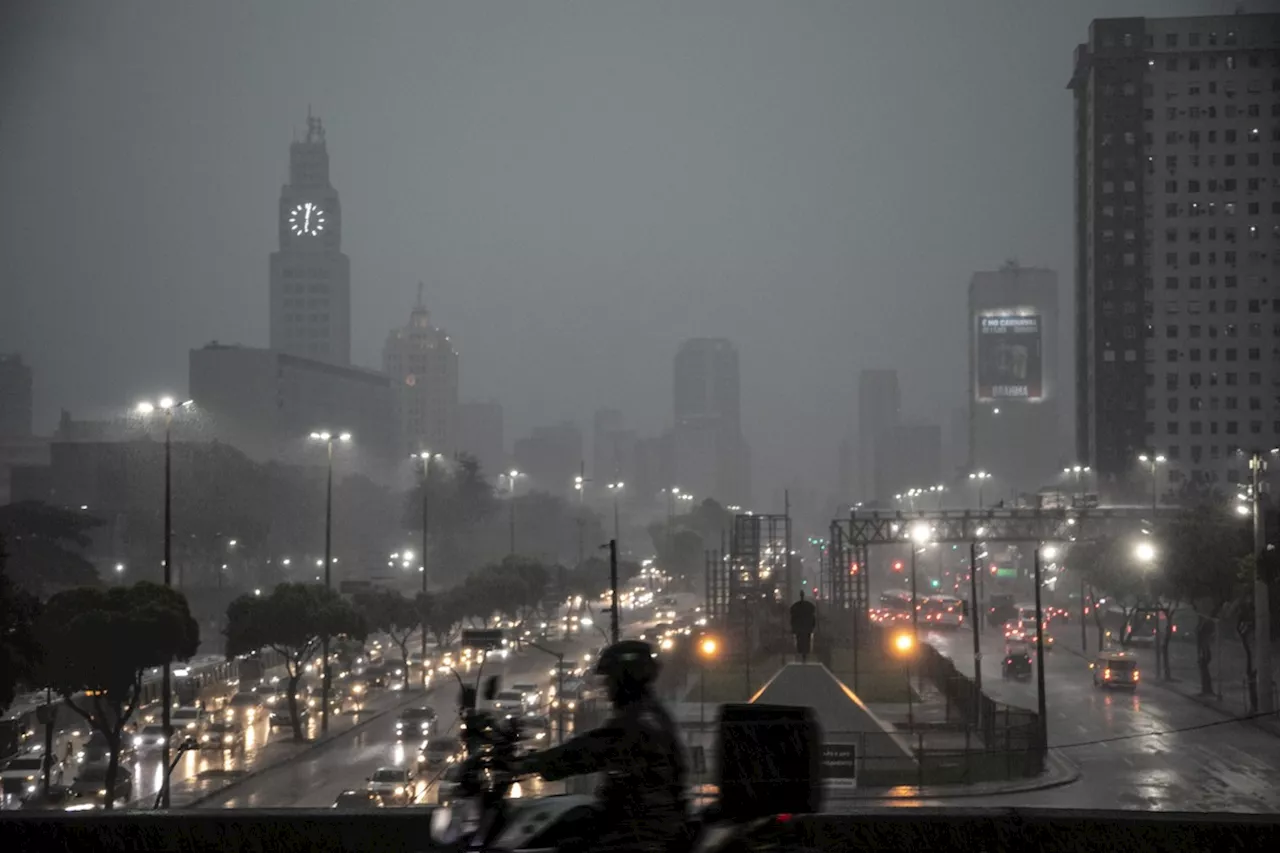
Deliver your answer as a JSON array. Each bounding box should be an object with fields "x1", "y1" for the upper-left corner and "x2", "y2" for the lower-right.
[
  {"x1": 136, "y1": 396, "x2": 191, "y2": 809},
  {"x1": 1032, "y1": 544, "x2": 1048, "y2": 754},
  {"x1": 415, "y1": 451, "x2": 438, "y2": 689},
  {"x1": 1251, "y1": 450, "x2": 1275, "y2": 715},
  {"x1": 310, "y1": 430, "x2": 351, "y2": 735},
  {"x1": 968, "y1": 541, "x2": 982, "y2": 698}
]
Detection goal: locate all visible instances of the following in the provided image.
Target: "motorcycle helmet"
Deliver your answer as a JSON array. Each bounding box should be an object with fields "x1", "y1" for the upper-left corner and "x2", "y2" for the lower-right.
[{"x1": 594, "y1": 640, "x2": 659, "y2": 703}]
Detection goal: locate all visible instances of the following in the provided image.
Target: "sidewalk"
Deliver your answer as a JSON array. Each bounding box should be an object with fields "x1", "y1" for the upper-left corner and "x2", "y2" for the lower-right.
[{"x1": 1056, "y1": 628, "x2": 1280, "y2": 738}]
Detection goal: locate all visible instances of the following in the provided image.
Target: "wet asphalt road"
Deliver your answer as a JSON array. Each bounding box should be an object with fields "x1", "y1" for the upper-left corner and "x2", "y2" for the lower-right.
[
  {"x1": 197, "y1": 642, "x2": 591, "y2": 809},
  {"x1": 913, "y1": 626, "x2": 1280, "y2": 812}
]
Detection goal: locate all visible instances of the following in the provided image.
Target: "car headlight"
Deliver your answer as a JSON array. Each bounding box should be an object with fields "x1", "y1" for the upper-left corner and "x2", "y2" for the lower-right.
[
  {"x1": 132, "y1": 736, "x2": 143, "y2": 746},
  {"x1": 201, "y1": 734, "x2": 211, "y2": 742},
  {"x1": 98, "y1": 789, "x2": 107, "y2": 796},
  {"x1": 394, "y1": 785, "x2": 405, "y2": 795},
  {"x1": 224, "y1": 735, "x2": 234, "y2": 744}
]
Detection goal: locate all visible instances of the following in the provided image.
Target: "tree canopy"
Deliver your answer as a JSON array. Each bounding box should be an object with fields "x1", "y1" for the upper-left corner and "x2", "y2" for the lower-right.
[
  {"x1": 353, "y1": 587, "x2": 418, "y2": 689},
  {"x1": 224, "y1": 583, "x2": 365, "y2": 739},
  {"x1": 38, "y1": 582, "x2": 199, "y2": 809},
  {"x1": 0, "y1": 501, "x2": 102, "y2": 594},
  {"x1": 0, "y1": 539, "x2": 41, "y2": 713}
]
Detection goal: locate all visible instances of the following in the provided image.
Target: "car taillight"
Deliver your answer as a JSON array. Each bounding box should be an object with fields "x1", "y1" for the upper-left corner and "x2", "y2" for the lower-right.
[
  {"x1": 1103, "y1": 668, "x2": 1112, "y2": 680},
  {"x1": 1132, "y1": 670, "x2": 1140, "y2": 681}
]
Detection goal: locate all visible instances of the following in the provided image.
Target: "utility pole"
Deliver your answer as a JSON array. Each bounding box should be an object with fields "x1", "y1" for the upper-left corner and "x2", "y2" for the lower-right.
[
  {"x1": 968, "y1": 541, "x2": 982, "y2": 699},
  {"x1": 160, "y1": 406, "x2": 173, "y2": 809},
  {"x1": 321, "y1": 438, "x2": 334, "y2": 735},
  {"x1": 608, "y1": 539, "x2": 620, "y2": 644},
  {"x1": 1033, "y1": 544, "x2": 1048, "y2": 753},
  {"x1": 1251, "y1": 451, "x2": 1274, "y2": 715}
]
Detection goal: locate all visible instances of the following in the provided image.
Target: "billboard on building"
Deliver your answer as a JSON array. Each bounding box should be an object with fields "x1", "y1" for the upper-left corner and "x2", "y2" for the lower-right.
[{"x1": 976, "y1": 314, "x2": 1043, "y2": 401}]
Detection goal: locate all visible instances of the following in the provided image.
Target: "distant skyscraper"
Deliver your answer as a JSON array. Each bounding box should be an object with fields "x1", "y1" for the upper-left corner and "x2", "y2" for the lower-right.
[
  {"x1": 672, "y1": 339, "x2": 748, "y2": 504},
  {"x1": 969, "y1": 263, "x2": 1060, "y2": 494},
  {"x1": 886, "y1": 423, "x2": 943, "y2": 498},
  {"x1": 458, "y1": 401, "x2": 504, "y2": 477},
  {"x1": 1070, "y1": 13, "x2": 1280, "y2": 495},
  {"x1": 513, "y1": 422, "x2": 583, "y2": 498},
  {"x1": 0, "y1": 354, "x2": 33, "y2": 438},
  {"x1": 593, "y1": 408, "x2": 625, "y2": 485},
  {"x1": 269, "y1": 111, "x2": 351, "y2": 365},
  {"x1": 857, "y1": 370, "x2": 900, "y2": 502},
  {"x1": 383, "y1": 284, "x2": 459, "y2": 457}
]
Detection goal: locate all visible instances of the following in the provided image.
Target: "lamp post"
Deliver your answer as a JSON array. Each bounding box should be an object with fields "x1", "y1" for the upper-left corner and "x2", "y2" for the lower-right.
[
  {"x1": 968, "y1": 471, "x2": 992, "y2": 509},
  {"x1": 1062, "y1": 464, "x2": 1091, "y2": 506},
  {"x1": 1137, "y1": 453, "x2": 1166, "y2": 513},
  {"x1": 909, "y1": 523, "x2": 931, "y2": 641},
  {"x1": 135, "y1": 396, "x2": 192, "y2": 809},
  {"x1": 1134, "y1": 538, "x2": 1161, "y2": 682},
  {"x1": 413, "y1": 451, "x2": 441, "y2": 689},
  {"x1": 1032, "y1": 543, "x2": 1050, "y2": 752},
  {"x1": 893, "y1": 631, "x2": 916, "y2": 729},
  {"x1": 310, "y1": 430, "x2": 351, "y2": 734},
  {"x1": 1245, "y1": 448, "x2": 1278, "y2": 714},
  {"x1": 607, "y1": 482, "x2": 625, "y2": 546},
  {"x1": 698, "y1": 636, "x2": 718, "y2": 766},
  {"x1": 506, "y1": 470, "x2": 523, "y2": 556}
]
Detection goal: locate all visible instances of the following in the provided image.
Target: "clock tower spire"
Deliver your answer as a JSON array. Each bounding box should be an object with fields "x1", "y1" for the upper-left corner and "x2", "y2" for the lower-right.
[{"x1": 269, "y1": 110, "x2": 351, "y2": 365}]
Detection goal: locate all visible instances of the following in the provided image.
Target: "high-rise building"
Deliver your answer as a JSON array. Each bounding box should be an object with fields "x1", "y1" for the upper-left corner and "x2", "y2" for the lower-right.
[
  {"x1": 189, "y1": 343, "x2": 393, "y2": 473},
  {"x1": 458, "y1": 401, "x2": 504, "y2": 476},
  {"x1": 513, "y1": 422, "x2": 583, "y2": 498},
  {"x1": 0, "y1": 354, "x2": 33, "y2": 438},
  {"x1": 969, "y1": 263, "x2": 1061, "y2": 494},
  {"x1": 593, "y1": 408, "x2": 637, "y2": 489},
  {"x1": 269, "y1": 111, "x2": 351, "y2": 365},
  {"x1": 857, "y1": 369, "x2": 900, "y2": 502},
  {"x1": 1070, "y1": 13, "x2": 1280, "y2": 497},
  {"x1": 383, "y1": 285, "x2": 459, "y2": 457},
  {"x1": 672, "y1": 338, "x2": 749, "y2": 504},
  {"x1": 885, "y1": 423, "x2": 943, "y2": 500}
]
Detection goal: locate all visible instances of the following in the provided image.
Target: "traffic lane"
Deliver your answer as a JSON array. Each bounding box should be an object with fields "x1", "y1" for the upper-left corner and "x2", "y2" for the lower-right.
[
  {"x1": 926, "y1": 630, "x2": 1280, "y2": 812},
  {"x1": 199, "y1": 646, "x2": 583, "y2": 809}
]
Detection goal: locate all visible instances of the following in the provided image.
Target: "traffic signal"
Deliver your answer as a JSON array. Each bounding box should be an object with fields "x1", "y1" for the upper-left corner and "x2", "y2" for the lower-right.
[
  {"x1": 892, "y1": 560, "x2": 904, "y2": 572},
  {"x1": 849, "y1": 562, "x2": 860, "y2": 575},
  {"x1": 929, "y1": 579, "x2": 940, "y2": 589}
]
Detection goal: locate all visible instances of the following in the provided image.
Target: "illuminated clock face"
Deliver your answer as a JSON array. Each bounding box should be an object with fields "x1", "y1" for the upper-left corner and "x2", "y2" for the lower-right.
[{"x1": 288, "y1": 202, "x2": 326, "y2": 236}]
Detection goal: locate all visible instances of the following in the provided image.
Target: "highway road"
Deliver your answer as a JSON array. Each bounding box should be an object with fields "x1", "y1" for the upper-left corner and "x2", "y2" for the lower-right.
[
  {"x1": 198, "y1": 639, "x2": 594, "y2": 809},
  {"x1": 920, "y1": 625, "x2": 1280, "y2": 812}
]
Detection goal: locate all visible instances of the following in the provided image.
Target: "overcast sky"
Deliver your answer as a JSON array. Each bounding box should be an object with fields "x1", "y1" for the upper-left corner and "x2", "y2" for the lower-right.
[{"x1": 0, "y1": 0, "x2": 1218, "y2": 496}]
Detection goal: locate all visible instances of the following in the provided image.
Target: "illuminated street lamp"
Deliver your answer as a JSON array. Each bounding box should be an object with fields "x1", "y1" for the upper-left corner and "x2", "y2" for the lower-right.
[
  {"x1": 134, "y1": 395, "x2": 193, "y2": 809},
  {"x1": 698, "y1": 636, "x2": 719, "y2": 754},
  {"x1": 308, "y1": 429, "x2": 352, "y2": 733},
  {"x1": 892, "y1": 631, "x2": 917, "y2": 727},
  {"x1": 607, "y1": 482, "x2": 625, "y2": 545},
  {"x1": 1137, "y1": 453, "x2": 1167, "y2": 513},
  {"x1": 968, "y1": 471, "x2": 992, "y2": 508}
]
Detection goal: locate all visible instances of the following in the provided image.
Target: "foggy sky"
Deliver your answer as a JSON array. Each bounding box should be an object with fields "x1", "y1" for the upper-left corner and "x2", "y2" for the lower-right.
[{"x1": 0, "y1": 0, "x2": 1215, "y2": 498}]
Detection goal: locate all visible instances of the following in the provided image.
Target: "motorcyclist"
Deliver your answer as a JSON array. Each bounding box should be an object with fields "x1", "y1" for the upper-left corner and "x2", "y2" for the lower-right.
[{"x1": 511, "y1": 639, "x2": 689, "y2": 853}]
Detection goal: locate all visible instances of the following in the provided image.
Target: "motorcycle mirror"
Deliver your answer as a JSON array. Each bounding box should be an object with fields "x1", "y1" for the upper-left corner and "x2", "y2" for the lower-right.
[{"x1": 482, "y1": 675, "x2": 500, "y2": 701}]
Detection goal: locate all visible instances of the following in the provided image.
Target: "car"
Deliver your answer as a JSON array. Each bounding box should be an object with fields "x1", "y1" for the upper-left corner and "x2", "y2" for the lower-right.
[
  {"x1": 395, "y1": 707, "x2": 437, "y2": 740},
  {"x1": 69, "y1": 764, "x2": 133, "y2": 804},
  {"x1": 171, "y1": 706, "x2": 205, "y2": 735},
  {"x1": 1, "y1": 752, "x2": 61, "y2": 799},
  {"x1": 226, "y1": 691, "x2": 263, "y2": 721},
  {"x1": 366, "y1": 766, "x2": 416, "y2": 806},
  {"x1": 1001, "y1": 644, "x2": 1033, "y2": 680},
  {"x1": 198, "y1": 721, "x2": 246, "y2": 751},
  {"x1": 435, "y1": 763, "x2": 465, "y2": 806},
  {"x1": 364, "y1": 664, "x2": 391, "y2": 688},
  {"x1": 78, "y1": 732, "x2": 132, "y2": 767},
  {"x1": 419, "y1": 738, "x2": 460, "y2": 768},
  {"x1": 332, "y1": 789, "x2": 384, "y2": 809},
  {"x1": 551, "y1": 679, "x2": 585, "y2": 712},
  {"x1": 517, "y1": 715, "x2": 552, "y2": 747},
  {"x1": 269, "y1": 704, "x2": 309, "y2": 728},
  {"x1": 132, "y1": 724, "x2": 179, "y2": 752},
  {"x1": 1090, "y1": 651, "x2": 1140, "y2": 689},
  {"x1": 511, "y1": 683, "x2": 541, "y2": 712},
  {"x1": 491, "y1": 690, "x2": 525, "y2": 716}
]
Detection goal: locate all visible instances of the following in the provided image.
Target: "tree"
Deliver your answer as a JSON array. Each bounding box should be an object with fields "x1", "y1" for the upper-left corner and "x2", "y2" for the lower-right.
[
  {"x1": 224, "y1": 584, "x2": 365, "y2": 739},
  {"x1": 1155, "y1": 507, "x2": 1250, "y2": 693},
  {"x1": 404, "y1": 454, "x2": 500, "y2": 587},
  {"x1": 38, "y1": 582, "x2": 199, "y2": 809},
  {"x1": 0, "y1": 502, "x2": 102, "y2": 594},
  {"x1": 415, "y1": 589, "x2": 466, "y2": 648},
  {"x1": 0, "y1": 540, "x2": 41, "y2": 713},
  {"x1": 1067, "y1": 535, "x2": 1144, "y2": 651},
  {"x1": 354, "y1": 588, "x2": 418, "y2": 690}
]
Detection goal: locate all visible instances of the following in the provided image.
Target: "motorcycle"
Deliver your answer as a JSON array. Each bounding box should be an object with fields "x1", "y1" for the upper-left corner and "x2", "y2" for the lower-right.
[{"x1": 428, "y1": 676, "x2": 787, "y2": 853}]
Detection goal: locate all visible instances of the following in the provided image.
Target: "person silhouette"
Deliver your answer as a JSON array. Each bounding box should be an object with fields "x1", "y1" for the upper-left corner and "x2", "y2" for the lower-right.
[{"x1": 789, "y1": 589, "x2": 817, "y2": 663}]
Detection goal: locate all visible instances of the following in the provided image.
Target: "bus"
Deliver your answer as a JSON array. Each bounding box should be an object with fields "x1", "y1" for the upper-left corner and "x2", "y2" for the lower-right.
[{"x1": 873, "y1": 590, "x2": 915, "y2": 625}]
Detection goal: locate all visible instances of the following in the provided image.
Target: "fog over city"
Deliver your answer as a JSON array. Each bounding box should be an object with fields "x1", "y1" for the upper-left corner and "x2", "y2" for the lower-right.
[{"x1": 0, "y1": 0, "x2": 1212, "y2": 497}]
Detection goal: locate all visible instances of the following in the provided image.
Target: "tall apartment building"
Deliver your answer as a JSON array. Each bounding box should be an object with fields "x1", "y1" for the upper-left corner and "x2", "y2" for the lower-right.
[
  {"x1": 856, "y1": 369, "x2": 900, "y2": 502},
  {"x1": 383, "y1": 286, "x2": 459, "y2": 458},
  {"x1": 1071, "y1": 13, "x2": 1280, "y2": 497},
  {"x1": 0, "y1": 354, "x2": 33, "y2": 437},
  {"x1": 673, "y1": 338, "x2": 749, "y2": 504}
]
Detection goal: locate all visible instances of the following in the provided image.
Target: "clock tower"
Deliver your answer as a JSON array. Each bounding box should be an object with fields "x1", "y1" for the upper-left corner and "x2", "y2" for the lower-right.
[{"x1": 269, "y1": 110, "x2": 351, "y2": 365}]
